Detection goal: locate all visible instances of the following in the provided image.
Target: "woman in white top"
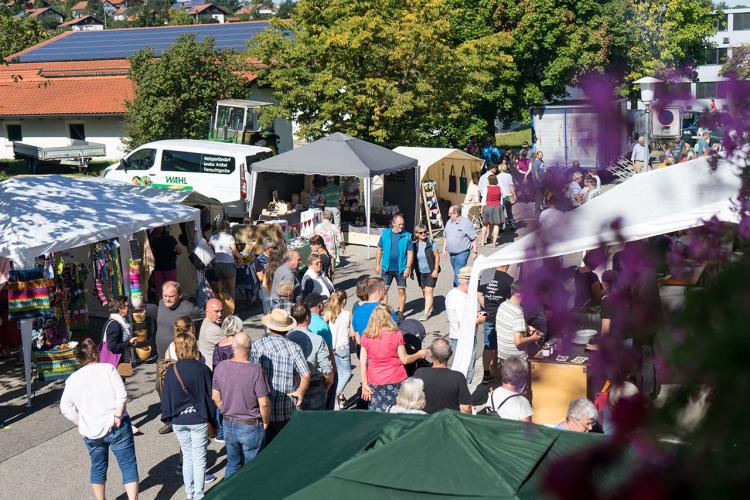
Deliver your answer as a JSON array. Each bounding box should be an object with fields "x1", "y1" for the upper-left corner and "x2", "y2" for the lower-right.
[
  {"x1": 323, "y1": 290, "x2": 354, "y2": 407},
  {"x1": 487, "y1": 355, "x2": 532, "y2": 422},
  {"x1": 60, "y1": 338, "x2": 139, "y2": 500},
  {"x1": 301, "y1": 253, "x2": 334, "y2": 299},
  {"x1": 208, "y1": 222, "x2": 242, "y2": 301},
  {"x1": 387, "y1": 377, "x2": 428, "y2": 415}
]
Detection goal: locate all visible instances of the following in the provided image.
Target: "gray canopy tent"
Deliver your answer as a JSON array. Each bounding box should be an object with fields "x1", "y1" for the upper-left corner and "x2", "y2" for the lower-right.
[{"x1": 249, "y1": 132, "x2": 419, "y2": 257}]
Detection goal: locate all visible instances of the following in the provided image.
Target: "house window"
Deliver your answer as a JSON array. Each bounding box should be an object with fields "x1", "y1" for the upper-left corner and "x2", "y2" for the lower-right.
[
  {"x1": 5, "y1": 123, "x2": 22, "y2": 142},
  {"x1": 696, "y1": 82, "x2": 728, "y2": 100},
  {"x1": 734, "y1": 12, "x2": 750, "y2": 30},
  {"x1": 704, "y1": 47, "x2": 728, "y2": 65},
  {"x1": 68, "y1": 123, "x2": 86, "y2": 142}
]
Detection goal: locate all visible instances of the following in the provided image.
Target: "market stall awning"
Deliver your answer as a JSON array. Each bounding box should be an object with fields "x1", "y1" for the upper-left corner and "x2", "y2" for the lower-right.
[
  {"x1": 0, "y1": 175, "x2": 200, "y2": 268},
  {"x1": 393, "y1": 146, "x2": 483, "y2": 181},
  {"x1": 207, "y1": 410, "x2": 612, "y2": 500},
  {"x1": 454, "y1": 156, "x2": 743, "y2": 375},
  {"x1": 251, "y1": 132, "x2": 417, "y2": 177}
]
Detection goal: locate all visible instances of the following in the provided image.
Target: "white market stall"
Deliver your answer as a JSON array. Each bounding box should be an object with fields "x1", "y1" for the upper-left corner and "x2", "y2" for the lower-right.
[
  {"x1": 453, "y1": 156, "x2": 743, "y2": 375},
  {"x1": 0, "y1": 175, "x2": 200, "y2": 405}
]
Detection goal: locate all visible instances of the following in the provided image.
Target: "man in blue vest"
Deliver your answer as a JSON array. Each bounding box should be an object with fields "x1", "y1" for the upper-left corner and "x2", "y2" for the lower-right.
[{"x1": 375, "y1": 214, "x2": 413, "y2": 320}]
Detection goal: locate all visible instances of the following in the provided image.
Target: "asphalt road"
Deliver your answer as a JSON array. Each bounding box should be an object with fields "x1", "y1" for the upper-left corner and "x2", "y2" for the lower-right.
[{"x1": 0, "y1": 202, "x2": 538, "y2": 499}]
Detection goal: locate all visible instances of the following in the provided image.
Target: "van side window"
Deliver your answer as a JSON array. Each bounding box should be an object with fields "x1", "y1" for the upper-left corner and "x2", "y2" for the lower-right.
[
  {"x1": 162, "y1": 150, "x2": 235, "y2": 174},
  {"x1": 126, "y1": 148, "x2": 156, "y2": 170}
]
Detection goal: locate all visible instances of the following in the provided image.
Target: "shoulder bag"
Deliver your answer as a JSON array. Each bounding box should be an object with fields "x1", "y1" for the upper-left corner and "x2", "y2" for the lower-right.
[
  {"x1": 488, "y1": 390, "x2": 521, "y2": 417},
  {"x1": 459, "y1": 166, "x2": 468, "y2": 194},
  {"x1": 448, "y1": 165, "x2": 457, "y2": 193},
  {"x1": 172, "y1": 363, "x2": 217, "y2": 439}
]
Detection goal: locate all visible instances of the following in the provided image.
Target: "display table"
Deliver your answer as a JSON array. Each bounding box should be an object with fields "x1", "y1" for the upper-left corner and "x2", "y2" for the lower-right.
[
  {"x1": 259, "y1": 209, "x2": 322, "y2": 239},
  {"x1": 342, "y1": 223, "x2": 385, "y2": 247}
]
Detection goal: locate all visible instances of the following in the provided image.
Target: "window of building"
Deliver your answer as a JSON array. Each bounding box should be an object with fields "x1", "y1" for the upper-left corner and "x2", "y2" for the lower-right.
[
  {"x1": 68, "y1": 123, "x2": 86, "y2": 142},
  {"x1": 161, "y1": 150, "x2": 235, "y2": 174},
  {"x1": 124, "y1": 148, "x2": 156, "y2": 170},
  {"x1": 696, "y1": 82, "x2": 728, "y2": 99},
  {"x1": 5, "y1": 123, "x2": 22, "y2": 142},
  {"x1": 704, "y1": 47, "x2": 729, "y2": 65},
  {"x1": 718, "y1": 13, "x2": 728, "y2": 31},
  {"x1": 734, "y1": 12, "x2": 750, "y2": 30}
]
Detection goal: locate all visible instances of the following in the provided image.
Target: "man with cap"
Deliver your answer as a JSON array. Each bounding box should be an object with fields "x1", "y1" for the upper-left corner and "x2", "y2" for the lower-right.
[
  {"x1": 287, "y1": 304, "x2": 334, "y2": 411},
  {"x1": 444, "y1": 266, "x2": 485, "y2": 384},
  {"x1": 250, "y1": 309, "x2": 311, "y2": 444},
  {"x1": 303, "y1": 293, "x2": 333, "y2": 348}
]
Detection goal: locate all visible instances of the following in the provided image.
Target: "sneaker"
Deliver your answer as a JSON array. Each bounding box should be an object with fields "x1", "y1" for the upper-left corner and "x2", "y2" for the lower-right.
[
  {"x1": 214, "y1": 437, "x2": 225, "y2": 444},
  {"x1": 205, "y1": 474, "x2": 217, "y2": 484}
]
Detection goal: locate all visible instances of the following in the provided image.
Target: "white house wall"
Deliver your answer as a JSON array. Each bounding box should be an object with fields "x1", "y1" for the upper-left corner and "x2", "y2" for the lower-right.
[{"x1": 0, "y1": 116, "x2": 127, "y2": 161}]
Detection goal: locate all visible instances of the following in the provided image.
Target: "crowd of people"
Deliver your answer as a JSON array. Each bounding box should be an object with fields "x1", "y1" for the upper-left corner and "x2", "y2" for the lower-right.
[{"x1": 56, "y1": 164, "x2": 659, "y2": 498}]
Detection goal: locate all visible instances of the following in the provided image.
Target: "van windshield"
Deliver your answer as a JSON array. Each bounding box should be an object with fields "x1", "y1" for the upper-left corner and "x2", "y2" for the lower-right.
[{"x1": 246, "y1": 151, "x2": 273, "y2": 171}]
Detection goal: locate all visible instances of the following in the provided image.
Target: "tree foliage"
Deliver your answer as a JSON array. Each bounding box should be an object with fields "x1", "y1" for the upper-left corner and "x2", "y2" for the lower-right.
[
  {"x1": 124, "y1": 34, "x2": 249, "y2": 149},
  {"x1": 167, "y1": 8, "x2": 194, "y2": 26},
  {"x1": 0, "y1": 15, "x2": 54, "y2": 60},
  {"x1": 721, "y1": 43, "x2": 750, "y2": 79},
  {"x1": 248, "y1": 0, "x2": 515, "y2": 147}
]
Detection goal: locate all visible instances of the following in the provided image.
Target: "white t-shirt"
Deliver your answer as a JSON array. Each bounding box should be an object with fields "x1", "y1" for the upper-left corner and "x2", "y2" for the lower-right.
[
  {"x1": 488, "y1": 386, "x2": 532, "y2": 421},
  {"x1": 445, "y1": 288, "x2": 468, "y2": 340},
  {"x1": 538, "y1": 207, "x2": 564, "y2": 228},
  {"x1": 60, "y1": 363, "x2": 128, "y2": 440},
  {"x1": 329, "y1": 309, "x2": 352, "y2": 350},
  {"x1": 497, "y1": 172, "x2": 514, "y2": 199},
  {"x1": 209, "y1": 232, "x2": 236, "y2": 264}
]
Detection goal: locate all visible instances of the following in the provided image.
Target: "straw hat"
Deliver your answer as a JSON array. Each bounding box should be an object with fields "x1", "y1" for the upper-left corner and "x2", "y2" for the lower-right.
[
  {"x1": 458, "y1": 266, "x2": 472, "y2": 280},
  {"x1": 262, "y1": 309, "x2": 297, "y2": 332}
]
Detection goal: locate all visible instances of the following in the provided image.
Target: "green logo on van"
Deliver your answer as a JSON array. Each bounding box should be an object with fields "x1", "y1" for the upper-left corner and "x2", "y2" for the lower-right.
[{"x1": 165, "y1": 176, "x2": 187, "y2": 184}]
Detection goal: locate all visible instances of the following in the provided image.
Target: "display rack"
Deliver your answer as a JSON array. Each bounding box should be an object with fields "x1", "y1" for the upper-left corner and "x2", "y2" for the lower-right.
[{"x1": 421, "y1": 180, "x2": 443, "y2": 240}]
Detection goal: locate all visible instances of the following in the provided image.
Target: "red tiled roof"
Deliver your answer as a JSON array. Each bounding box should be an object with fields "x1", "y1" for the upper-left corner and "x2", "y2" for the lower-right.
[
  {"x1": 71, "y1": 1, "x2": 88, "y2": 10},
  {"x1": 0, "y1": 60, "x2": 135, "y2": 117},
  {"x1": 113, "y1": 6, "x2": 127, "y2": 15},
  {"x1": 188, "y1": 3, "x2": 228, "y2": 15},
  {"x1": 60, "y1": 15, "x2": 102, "y2": 27},
  {"x1": 27, "y1": 7, "x2": 63, "y2": 19}
]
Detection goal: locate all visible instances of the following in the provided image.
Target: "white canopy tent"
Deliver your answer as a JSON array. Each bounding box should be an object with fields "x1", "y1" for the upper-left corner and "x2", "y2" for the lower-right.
[
  {"x1": 0, "y1": 175, "x2": 200, "y2": 405},
  {"x1": 393, "y1": 147, "x2": 483, "y2": 208},
  {"x1": 453, "y1": 157, "x2": 743, "y2": 375}
]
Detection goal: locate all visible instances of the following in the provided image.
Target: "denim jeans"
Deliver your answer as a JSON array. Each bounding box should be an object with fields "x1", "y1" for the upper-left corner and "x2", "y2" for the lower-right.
[
  {"x1": 449, "y1": 250, "x2": 471, "y2": 287},
  {"x1": 503, "y1": 199, "x2": 515, "y2": 225},
  {"x1": 334, "y1": 345, "x2": 352, "y2": 395},
  {"x1": 83, "y1": 416, "x2": 139, "y2": 485},
  {"x1": 223, "y1": 419, "x2": 264, "y2": 479},
  {"x1": 173, "y1": 422, "x2": 209, "y2": 500},
  {"x1": 448, "y1": 335, "x2": 476, "y2": 385},
  {"x1": 259, "y1": 287, "x2": 271, "y2": 315},
  {"x1": 215, "y1": 406, "x2": 224, "y2": 440}
]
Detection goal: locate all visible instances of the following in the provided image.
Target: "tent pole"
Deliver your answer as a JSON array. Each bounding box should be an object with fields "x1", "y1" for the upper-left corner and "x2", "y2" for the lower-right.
[
  {"x1": 21, "y1": 318, "x2": 33, "y2": 407},
  {"x1": 247, "y1": 171, "x2": 258, "y2": 220},
  {"x1": 118, "y1": 235, "x2": 131, "y2": 297},
  {"x1": 364, "y1": 177, "x2": 372, "y2": 260}
]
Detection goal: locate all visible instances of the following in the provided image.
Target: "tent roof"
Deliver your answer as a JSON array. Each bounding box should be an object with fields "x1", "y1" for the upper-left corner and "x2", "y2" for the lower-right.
[
  {"x1": 0, "y1": 175, "x2": 199, "y2": 267},
  {"x1": 475, "y1": 157, "x2": 741, "y2": 268},
  {"x1": 251, "y1": 132, "x2": 418, "y2": 177},
  {"x1": 208, "y1": 410, "x2": 607, "y2": 500},
  {"x1": 393, "y1": 146, "x2": 483, "y2": 180}
]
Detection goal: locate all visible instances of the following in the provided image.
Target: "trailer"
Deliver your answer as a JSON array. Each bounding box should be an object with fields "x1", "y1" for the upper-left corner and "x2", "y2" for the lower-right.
[{"x1": 13, "y1": 141, "x2": 107, "y2": 173}]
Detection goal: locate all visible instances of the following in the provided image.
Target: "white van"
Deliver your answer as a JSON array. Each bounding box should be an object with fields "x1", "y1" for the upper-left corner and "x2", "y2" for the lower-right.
[{"x1": 103, "y1": 139, "x2": 272, "y2": 218}]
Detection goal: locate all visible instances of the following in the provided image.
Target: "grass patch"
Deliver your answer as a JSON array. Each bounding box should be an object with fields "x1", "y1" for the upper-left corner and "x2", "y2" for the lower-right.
[
  {"x1": 0, "y1": 159, "x2": 112, "y2": 178},
  {"x1": 495, "y1": 127, "x2": 532, "y2": 150}
]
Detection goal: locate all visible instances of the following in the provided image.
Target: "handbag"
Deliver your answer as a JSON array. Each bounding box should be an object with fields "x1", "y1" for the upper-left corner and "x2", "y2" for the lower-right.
[
  {"x1": 99, "y1": 339, "x2": 122, "y2": 368},
  {"x1": 448, "y1": 166, "x2": 457, "y2": 193},
  {"x1": 172, "y1": 363, "x2": 217, "y2": 439},
  {"x1": 459, "y1": 166, "x2": 468, "y2": 194},
  {"x1": 189, "y1": 237, "x2": 215, "y2": 271}
]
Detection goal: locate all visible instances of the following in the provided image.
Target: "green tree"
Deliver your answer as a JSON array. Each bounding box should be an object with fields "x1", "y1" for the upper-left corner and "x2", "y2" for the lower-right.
[
  {"x1": 0, "y1": 15, "x2": 53, "y2": 60},
  {"x1": 248, "y1": 0, "x2": 515, "y2": 148},
  {"x1": 124, "y1": 34, "x2": 249, "y2": 149},
  {"x1": 167, "y1": 8, "x2": 194, "y2": 26},
  {"x1": 277, "y1": 0, "x2": 296, "y2": 19}
]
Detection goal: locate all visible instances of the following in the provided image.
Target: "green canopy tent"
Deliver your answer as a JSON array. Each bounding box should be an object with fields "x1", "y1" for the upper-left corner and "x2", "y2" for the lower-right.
[{"x1": 207, "y1": 410, "x2": 613, "y2": 499}]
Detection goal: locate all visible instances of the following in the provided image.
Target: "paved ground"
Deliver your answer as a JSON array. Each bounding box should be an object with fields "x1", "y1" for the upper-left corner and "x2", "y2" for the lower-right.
[{"x1": 0, "y1": 202, "x2": 539, "y2": 499}]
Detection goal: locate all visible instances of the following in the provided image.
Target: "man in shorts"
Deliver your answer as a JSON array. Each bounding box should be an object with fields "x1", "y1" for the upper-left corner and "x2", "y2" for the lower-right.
[{"x1": 375, "y1": 214, "x2": 413, "y2": 320}]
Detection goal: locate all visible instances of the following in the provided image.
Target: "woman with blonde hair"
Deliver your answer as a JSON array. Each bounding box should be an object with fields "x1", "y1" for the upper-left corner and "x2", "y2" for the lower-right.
[
  {"x1": 323, "y1": 291, "x2": 355, "y2": 406},
  {"x1": 165, "y1": 315, "x2": 195, "y2": 362},
  {"x1": 360, "y1": 305, "x2": 427, "y2": 412},
  {"x1": 161, "y1": 333, "x2": 216, "y2": 500}
]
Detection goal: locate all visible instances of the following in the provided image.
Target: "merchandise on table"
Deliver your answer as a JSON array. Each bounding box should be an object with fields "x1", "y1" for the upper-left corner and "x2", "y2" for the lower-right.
[{"x1": 33, "y1": 346, "x2": 80, "y2": 381}]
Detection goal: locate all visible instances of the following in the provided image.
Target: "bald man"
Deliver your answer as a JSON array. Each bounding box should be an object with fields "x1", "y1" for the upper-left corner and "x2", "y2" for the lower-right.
[{"x1": 198, "y1": 298, "x2": 225, "y2": 368}]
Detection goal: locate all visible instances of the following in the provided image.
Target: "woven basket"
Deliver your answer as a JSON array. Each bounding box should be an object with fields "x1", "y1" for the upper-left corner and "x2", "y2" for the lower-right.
[{"x1": 135, "y1": 345, "x2": 152, "y2": 361}]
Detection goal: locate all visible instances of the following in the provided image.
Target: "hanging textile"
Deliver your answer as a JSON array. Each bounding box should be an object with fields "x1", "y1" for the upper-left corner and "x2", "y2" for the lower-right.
[
  {"x1": 128, "y1": 259, "x2": 144, "y2": 309},
  {"x1": 91, "y1": 240, "x2": 124, "y2": 306},
  {"x1": 6, "y1": 269, "x2": 54, "y2": 320}
]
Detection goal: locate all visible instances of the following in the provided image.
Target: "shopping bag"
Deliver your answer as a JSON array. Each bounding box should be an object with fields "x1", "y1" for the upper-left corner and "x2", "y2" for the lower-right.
[
  {"x1": 459, "y1": 166, "x2": 468, "y2": 194},
  {"x1": 448, "y1": 166, "x2": 457, "y2": 193},
  {"x1": 99, "y1": 340, "x2": 122, "y2": 368}
]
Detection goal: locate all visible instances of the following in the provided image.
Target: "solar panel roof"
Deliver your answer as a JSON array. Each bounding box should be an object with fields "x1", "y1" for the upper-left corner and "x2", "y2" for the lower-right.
[{"x1": 17, "y1": 22, "x2": 271, "y2": 63}]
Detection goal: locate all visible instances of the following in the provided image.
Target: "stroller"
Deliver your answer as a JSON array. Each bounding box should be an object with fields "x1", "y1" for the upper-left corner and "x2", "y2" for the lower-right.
[{"x1": 399, "y1": 319, "x2": 432, "y2": 376}]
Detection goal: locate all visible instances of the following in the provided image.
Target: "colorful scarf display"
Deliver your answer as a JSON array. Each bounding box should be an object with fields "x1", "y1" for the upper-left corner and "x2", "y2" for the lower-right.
[
  {"x1": 7, "y1": 269, "x2": 54, "y2": 320},
  {"x1": 92, "y1": 240, "x2": 124, "y2": 306}
]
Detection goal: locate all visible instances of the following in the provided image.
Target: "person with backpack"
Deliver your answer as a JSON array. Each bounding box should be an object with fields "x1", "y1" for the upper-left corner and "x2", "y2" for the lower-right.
[{"x1": 486, "y1": 355, "x2": 532, "y2": 422}]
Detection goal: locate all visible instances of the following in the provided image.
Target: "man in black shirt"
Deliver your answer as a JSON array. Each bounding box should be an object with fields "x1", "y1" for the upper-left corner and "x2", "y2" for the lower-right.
[
  {"x1": 414, "y1": 339, "x2": 471, "y2": 414},
  {"x1": 149, "y1": 226, "x2": 183, "y2": 298},
  {"x1": 478, "y1": 265, "x2": 514, "y2": 381}
]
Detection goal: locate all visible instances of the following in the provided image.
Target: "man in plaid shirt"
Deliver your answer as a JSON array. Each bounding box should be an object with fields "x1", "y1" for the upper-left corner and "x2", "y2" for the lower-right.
[{"x1": 251, "y1": 309, "x2": 311, "y2": 444}]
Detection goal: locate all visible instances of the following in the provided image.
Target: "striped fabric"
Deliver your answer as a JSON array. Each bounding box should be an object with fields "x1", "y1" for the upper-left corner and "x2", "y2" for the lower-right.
[
  {"x1": 7, "y1": 277, "x2": 54, "y2": 320},
  {"x1": 495, "y1": 300, "x2": 528, "y2": 361},
  {"x1": 33, "y1": 348, "x2": 79, "y2": 381}
]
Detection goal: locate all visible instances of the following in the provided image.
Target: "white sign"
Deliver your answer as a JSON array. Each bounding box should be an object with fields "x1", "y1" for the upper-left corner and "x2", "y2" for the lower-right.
[{"x1": 652, "y1": 107, "x2": 681, "y2": 138}]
